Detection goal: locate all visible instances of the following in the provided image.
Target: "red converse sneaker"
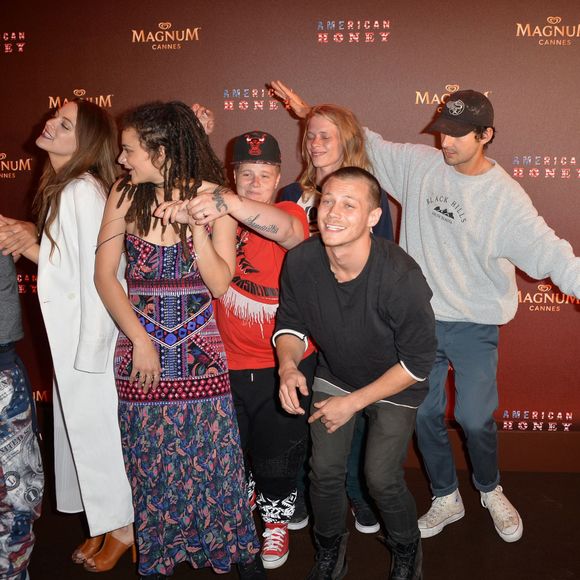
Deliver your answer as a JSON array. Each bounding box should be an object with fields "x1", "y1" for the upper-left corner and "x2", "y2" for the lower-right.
[{"x1": 261, "y1": 522, "x2": 289, "y2": 569}]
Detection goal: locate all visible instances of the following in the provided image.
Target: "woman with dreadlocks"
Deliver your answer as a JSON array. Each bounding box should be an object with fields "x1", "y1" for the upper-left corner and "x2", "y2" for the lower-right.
[{"x1": 94, "y1": 101, "x2": 262, "y2": 579}]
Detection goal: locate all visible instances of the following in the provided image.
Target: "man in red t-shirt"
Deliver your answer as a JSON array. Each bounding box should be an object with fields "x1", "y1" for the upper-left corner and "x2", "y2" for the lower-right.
[{"x1": 186, "y1": 130, "x2": 316, "y2": 571}]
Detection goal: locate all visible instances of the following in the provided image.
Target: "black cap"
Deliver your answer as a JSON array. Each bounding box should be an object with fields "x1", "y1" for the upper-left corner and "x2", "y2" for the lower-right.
[
  {"x1": 427, "y1": 90, "x2": 494, "y2": 137},
  {"x1": 232, "y1": 131, "x2": 281, "y2": 165}
]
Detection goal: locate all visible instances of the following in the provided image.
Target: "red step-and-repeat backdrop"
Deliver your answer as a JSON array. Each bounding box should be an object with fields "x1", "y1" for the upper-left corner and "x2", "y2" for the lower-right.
[{"x1": 2, "y1": 0, "x2": 579, "y2": 434}]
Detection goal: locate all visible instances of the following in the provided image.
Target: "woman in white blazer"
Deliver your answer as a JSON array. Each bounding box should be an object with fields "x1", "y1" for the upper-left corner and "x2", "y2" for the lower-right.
[{"x1": 0, "y1": 99, "x2": 134, "y2": 572}]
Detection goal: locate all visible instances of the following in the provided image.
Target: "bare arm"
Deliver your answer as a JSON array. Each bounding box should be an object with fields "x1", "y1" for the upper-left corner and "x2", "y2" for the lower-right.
[
  {"x1": 191, "y1": 211, "x2": 237, "y2": 298},
  {"x1": 94, "y1": 182, "x2": 161, "y2": 392},
  {"x1": 188, "y1": 187, "x2": 306, "y2": 250},
  {"x1": 0, "y1": 215, "x2": 40, "y2": 263},
  {"x1": 275, "y1": 333, "x2": 309, "y2": 415}
]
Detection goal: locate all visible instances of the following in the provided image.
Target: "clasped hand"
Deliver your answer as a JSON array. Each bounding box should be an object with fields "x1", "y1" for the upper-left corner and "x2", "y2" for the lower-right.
[{"x1": 153, "y1": 182, "x2": 233, "y2": 227}]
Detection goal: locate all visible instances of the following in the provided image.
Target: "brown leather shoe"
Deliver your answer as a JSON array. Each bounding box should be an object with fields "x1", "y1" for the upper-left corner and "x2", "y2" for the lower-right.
[
  {"x1": 71, "y1": 535, "x2": 105, "y2": 564},
  {"x1": 83, "y1": 533, "x2": 136, "y2": 573}
]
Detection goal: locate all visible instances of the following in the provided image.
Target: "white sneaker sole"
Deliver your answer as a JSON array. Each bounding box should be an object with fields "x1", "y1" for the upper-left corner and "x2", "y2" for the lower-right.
[
  {"x1": 261, "y1": 550, "x2": 289, "y2": 569},
  {"x1": 354, "y1": 519, "x2": 380, "y2": 534},
  {"x1": 418, "y1": 509, "x2": 465, "y2": 538},
  {"x1": 488, "y1": 511, "x2": 523, "y2": 543},
  {"x1": 288, "y1": 515, "x2": 309, "y2": 531},
  {"x1": 351, "y1": 508, "x2": 380, "y2": 534}
]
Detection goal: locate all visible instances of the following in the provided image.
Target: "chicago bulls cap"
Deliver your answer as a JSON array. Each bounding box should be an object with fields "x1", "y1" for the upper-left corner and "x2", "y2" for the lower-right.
[
  {"x1": 232, "y1": 130, "x2": 281, "y2": 165},
  {"x1": 427, "y1": 90, "x2": 494, "y2": 137}
]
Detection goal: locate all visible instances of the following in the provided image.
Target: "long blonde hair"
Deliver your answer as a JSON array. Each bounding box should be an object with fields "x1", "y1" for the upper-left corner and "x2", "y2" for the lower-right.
[
  {"x1": 298, "y1": 104, "x2": 371, "y2": 200},
  {"x1": 33, "y1": 99, "x2": 118, "y2": 254}
]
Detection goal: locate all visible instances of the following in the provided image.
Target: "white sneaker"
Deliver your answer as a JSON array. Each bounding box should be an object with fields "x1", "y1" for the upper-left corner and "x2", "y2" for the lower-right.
[
  {"x1": 418, "y1": 489, "x2": 465, "y2": 538},
  {"x1": 480, "y1": 485, "x2": 523, "y2": 542}
]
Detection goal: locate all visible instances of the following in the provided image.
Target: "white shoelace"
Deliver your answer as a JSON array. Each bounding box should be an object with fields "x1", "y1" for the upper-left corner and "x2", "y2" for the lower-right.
[
  {"x1": 423, "y1": 494, "x2": 460, "y2": 523},
  {"x1": 262, "y1": 526, "x2": 287, "y2": 552},
  {"x1": 482, "y1": 487, "x2": 518, "y2": 529}
]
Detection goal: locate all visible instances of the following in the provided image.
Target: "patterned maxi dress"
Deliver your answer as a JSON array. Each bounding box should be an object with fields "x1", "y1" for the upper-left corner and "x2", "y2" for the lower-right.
[{"x1": 114, "y1": 234, "x2": 259, "y2": 576}]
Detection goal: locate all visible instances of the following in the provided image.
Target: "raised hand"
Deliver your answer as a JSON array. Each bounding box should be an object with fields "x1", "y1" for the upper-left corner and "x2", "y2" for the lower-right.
[
  {"x1": 191, "y1": 103, "x2": 215, "y2": 135},
  {"x1": 270, "y1": 80, "x2": 311, "y2": 119}
]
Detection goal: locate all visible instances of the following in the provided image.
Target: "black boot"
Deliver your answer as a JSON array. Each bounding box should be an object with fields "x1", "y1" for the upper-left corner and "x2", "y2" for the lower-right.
[
  {"x1": 387, "y1": 537, "x2": 422, "y2": 580},
  {"x1": 306, "y1": 531, "x2": 348, "y2": 580},
  {"x1": 238, "y1": 555, "x2": 268, "y2": 579}
]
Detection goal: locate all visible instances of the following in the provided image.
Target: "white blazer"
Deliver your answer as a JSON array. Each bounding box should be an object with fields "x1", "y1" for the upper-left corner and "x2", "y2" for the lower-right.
[{"x1": 36, "y1": 174, "x2": 133, "y2": 535}]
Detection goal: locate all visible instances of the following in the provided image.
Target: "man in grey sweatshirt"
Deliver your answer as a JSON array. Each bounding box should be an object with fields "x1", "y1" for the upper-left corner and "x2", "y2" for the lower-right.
[{"x1": 271, "y1": 81, "x2": 580, "y2": 546}]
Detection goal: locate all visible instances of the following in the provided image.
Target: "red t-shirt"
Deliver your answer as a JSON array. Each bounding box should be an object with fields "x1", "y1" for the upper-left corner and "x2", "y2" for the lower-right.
[{"x1": 216, "y1": 201, "x2": 315, "y2": 370}]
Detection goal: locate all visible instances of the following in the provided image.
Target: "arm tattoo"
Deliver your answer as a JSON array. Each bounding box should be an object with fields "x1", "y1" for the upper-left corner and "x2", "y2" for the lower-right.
[
  {"x1": 212, "y1": 185, "x2": 229, "y2": 213},
  {"x1": 244, "y1": 214, "x2": 279, "y2": 234}
]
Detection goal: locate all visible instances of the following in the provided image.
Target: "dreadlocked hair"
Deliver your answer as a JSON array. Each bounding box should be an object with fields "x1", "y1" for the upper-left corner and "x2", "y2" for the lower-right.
[
  {"x1": 116, "y1": 101, "x2": 227, "y2": 252},
  {"x1": 34, "y1": 99, "x2": 118, "y2": 256}
]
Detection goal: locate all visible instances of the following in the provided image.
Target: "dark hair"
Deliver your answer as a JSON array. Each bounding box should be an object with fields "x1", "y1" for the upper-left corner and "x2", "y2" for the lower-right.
[
  {"x1": 474, "y1": 126, "x2": 496, "y2": 149},
  {"x1": 323, "y1": 166, "x2": 381, "y2": 209},
  {"x1": 116, "y1": 100, "x2": 226, "y2": 241},
  {"x1": 34, "y1": 99, "x2": 118, "y2": 255}
]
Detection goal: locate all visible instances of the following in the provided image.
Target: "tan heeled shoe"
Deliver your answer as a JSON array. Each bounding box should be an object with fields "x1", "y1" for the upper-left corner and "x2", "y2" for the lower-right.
[
  {"x1": 83, "y1": 532, "x2": 136, "y2": 573},
  {"x1": 71, "y1": 535, "x2": 105, "y2": 564}
]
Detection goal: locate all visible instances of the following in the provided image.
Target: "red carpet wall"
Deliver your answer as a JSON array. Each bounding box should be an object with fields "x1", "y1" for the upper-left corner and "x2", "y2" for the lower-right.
[{"x1": 2, "y1": 1, "x2": 579, "y2": 443}]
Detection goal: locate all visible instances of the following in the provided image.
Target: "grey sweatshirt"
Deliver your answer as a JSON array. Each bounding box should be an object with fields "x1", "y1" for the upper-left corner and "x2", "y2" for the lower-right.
[
  {"x1": 0, "y1": 254, "x2": 24, "y2": 344},
  {"x1": 366, "y1": 129, "x2": 580, "y2": 324}
]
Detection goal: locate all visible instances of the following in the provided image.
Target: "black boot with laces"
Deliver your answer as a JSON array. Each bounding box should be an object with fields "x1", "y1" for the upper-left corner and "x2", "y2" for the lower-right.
[
  {"x1": 386, "y1": 536, "x2": 422, "y2": 580},
  {"x1": 306, "y1": 531, "x2": 348, "y2": 580}
]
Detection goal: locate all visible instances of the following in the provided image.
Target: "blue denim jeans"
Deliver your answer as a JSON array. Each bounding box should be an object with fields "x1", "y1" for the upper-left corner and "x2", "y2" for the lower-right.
[
  {"x1": 416, "y1": 321, "x2": 500, "y2": 496},
  {"x1": 309, "y1": 391, "x2": 419, "y2": 544}
]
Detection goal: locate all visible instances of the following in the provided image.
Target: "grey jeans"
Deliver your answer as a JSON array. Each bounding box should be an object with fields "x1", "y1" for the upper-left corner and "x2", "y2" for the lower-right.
[{"x1": 309, "y1": 390, "x2": 420, "y2": 544}]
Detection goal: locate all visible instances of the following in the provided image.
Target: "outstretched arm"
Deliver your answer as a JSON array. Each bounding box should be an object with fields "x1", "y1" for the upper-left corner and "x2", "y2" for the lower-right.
[
  {"x1": 189, "y1": 186, "x2": 306, "y2": 250},
  {"x1": 155, "y1": 182, "x2": 307, "y2": 250}
]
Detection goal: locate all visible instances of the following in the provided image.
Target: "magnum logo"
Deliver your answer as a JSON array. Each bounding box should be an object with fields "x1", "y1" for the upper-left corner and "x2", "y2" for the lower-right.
[
  {"x1": 48, "y1": 89, "x2": 114, "y2": 109},
  {"x1": 516, "y1": 16, "x2": 580, "y2": 46},
  {"x1": 0, "y1": 152, "x2": 32, "y2": 179},
  {"x1": 416, "y1": 84, "x2": 492, "y2": 110},
  {"x1": 518, "y1": 283, "x2": 580, "y2": 312},
  {"x1": 131, "y1": 21, "x2": 201, "y2": 50}
]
